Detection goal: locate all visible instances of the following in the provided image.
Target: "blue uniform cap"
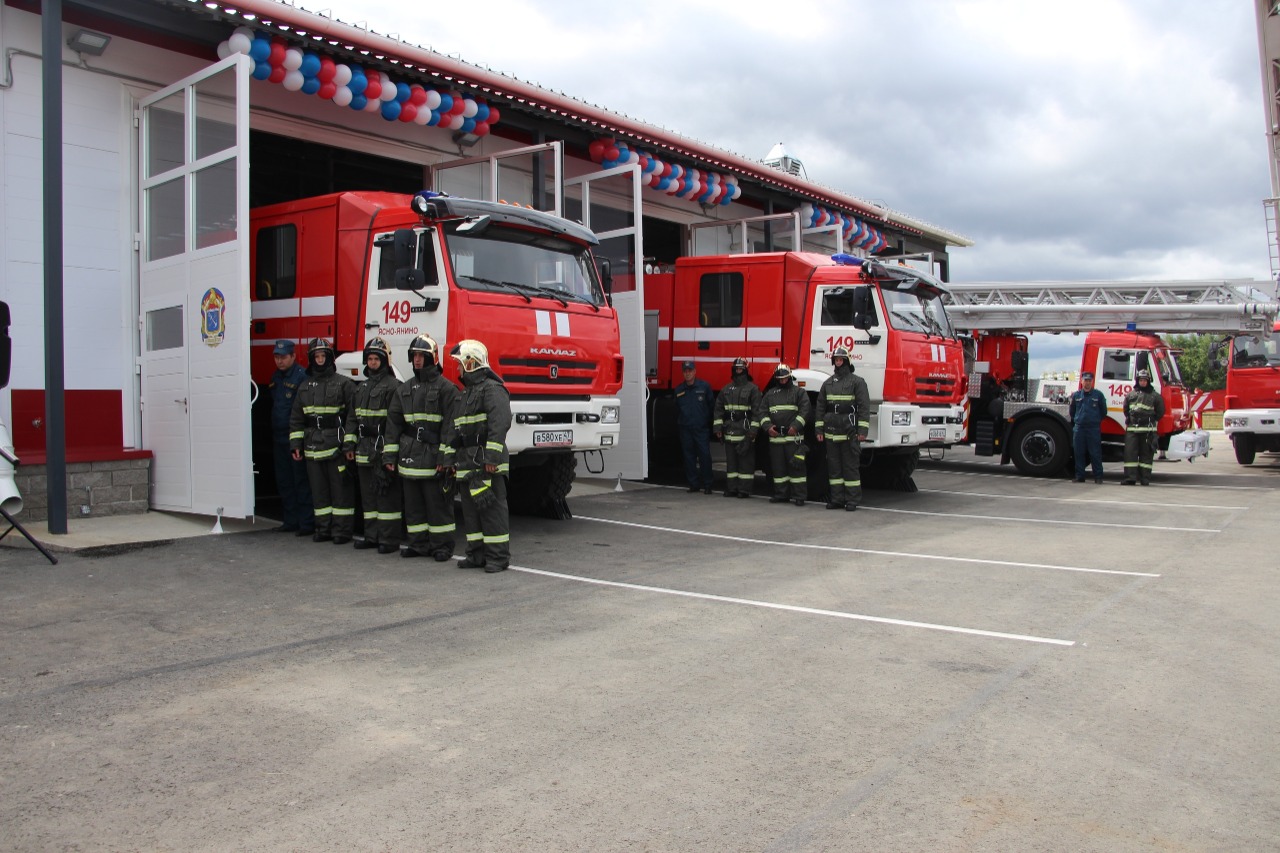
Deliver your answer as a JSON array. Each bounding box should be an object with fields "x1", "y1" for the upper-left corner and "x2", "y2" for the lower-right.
[
  {"x1": 273, "y1": 340, "x2": 295, "y2": 356},
  {"x1": 682, "y1": 360, "x2": 696, "y2": 370},
  {"x1": 1081, "y1": 371, "x2": 1094, "y2": 380}
]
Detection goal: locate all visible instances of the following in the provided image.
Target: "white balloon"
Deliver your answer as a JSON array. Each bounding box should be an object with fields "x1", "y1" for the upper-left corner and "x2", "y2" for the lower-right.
[
  {"x1": 217, "y1": 41, "x2": 231, "y2": 60},
  {"x1": 424, "y1": 89, "x2": 441, "y2": 110},
  {"x1": 379, "y1": 73, "x2": 396, "y2": 101},
  {"x1": 462, "y1": 98, "x2": 478, "y2": 118},
  {"x1": 283, "y1": 69, "x2": 305, "y2": 91},
  {"x1": 333, "y1": 64, "x2": 352, "y2": 86},
  {"x1": 413, "y1": 106, "x2": 432, "y2": 125},
  {"x1": 447, "y1": 113, "x2": 465, "y2": 130},
  {"x1": 227, "y1": 33, "x2": 252, "y2": 55},
  {"x1": 233, "y1": 25, "x2": 256, "y2": 40},
  {"x1": 365, "y1": 96, "x2": 382, "y2": 113},
  {"x1": 331, "y1": 85, "x2": 353, "y2": 107},
  {"x1": 283, "y1": 48, "x2": 303, "y2": 71}
]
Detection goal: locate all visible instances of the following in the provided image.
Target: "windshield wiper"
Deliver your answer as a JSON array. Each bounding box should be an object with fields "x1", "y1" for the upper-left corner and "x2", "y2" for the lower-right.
[
  {"x1": 891, "y1": 310, "x2": 930, "y2": 333},
  {"x1": 528, "y1": 285, "x2": 601, "y2": 312},
  {"x1": 460, "y1": 275, "x2": 532, "y2": 303}
]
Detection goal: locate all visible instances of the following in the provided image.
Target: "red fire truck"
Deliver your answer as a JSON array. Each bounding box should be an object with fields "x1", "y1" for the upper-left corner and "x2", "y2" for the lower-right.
[
  {"x1": 644, "y1": 252, "x2": 969, "y2": 491},
  {"x1": 1219, "y1": 320, "x2": 1280, "y2": 464},
  {"x1": 249, "y1": 191, "x2": 624, "y2": 517},
  {"x1": 944, "y1": 279, "x2": 1278, "y2": 476}
]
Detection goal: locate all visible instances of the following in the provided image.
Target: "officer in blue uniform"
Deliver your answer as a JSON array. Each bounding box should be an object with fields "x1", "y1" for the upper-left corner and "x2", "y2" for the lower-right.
[
  {"x1": 675, "y1": 360, "x2": 714, "y2": 494},
  {"x1": 268, "y1": 340, "x2": 314, "y2": 534},
  {"x1": 1068, "y1": 370, "x2": 1107, "y2": 483}
]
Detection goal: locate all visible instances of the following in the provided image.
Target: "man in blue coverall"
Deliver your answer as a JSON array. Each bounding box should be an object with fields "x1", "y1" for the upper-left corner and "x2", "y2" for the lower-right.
[
  {"x1": 269, "y1": 340, "x2": 314, "y2": 534},
  {"x1": 1068, "y1": 370, "x2": 1108, "y2": 483},
  {"x1": 675, "y1": 360, "x2": 715, "y2": 494}
]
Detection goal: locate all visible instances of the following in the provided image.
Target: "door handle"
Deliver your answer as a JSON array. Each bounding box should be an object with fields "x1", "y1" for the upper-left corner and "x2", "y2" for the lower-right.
[
  {"x1": 174, "y1": 397, "x2": 188, "y2": 413},
  {"x1": 365, "y1": 321, "x2": 381, "y2": 329}
]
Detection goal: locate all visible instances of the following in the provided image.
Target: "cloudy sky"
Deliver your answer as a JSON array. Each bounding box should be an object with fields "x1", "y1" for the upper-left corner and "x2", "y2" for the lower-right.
[{"x1": 312, "y1": 0, "x2": 1269, "y2": 371}]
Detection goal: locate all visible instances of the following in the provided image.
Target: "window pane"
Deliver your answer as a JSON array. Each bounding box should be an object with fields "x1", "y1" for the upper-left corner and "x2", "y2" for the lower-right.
[
  {"x1": 433, "y1": 162, "x2": 488, "y2": 200},
  {"x1": 693, "y1": 223, "x2": 739, "y2": 256},
  {"x1": 255, "y1": 225, "x2": 296, "y2": 299},
  {"x1": 146, "y1": 92, "x2": 185, "y2": 178},
  {"x1": 195, "y1": 159, "x2": 236, "y2": 249},
  {"x1": 147, "y1": 177, "x2": 185, "y2": 261},
  {"x1": 194, "y1": 67, "x2": 236, "y2": 161},
  {"x1": 1101, "y1": 351, "x2": 1133, "y2": 381},
  {"x1": 587, "y1": 172, "x2": 635, "y2": 232},
  {"x1": 146, "y1": 306, "x2": 183, "y2": 351},
  {"x1": 496, "y1": 152, "x2": 555, "y2": 212},
  {"x1": 699, "y1": 272, "x2": 743, "y2": 327}
]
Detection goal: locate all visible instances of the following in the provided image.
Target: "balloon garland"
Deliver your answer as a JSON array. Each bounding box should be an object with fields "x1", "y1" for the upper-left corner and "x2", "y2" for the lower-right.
[
  {"x1": 587, "y1": 137, "x2": 741, "y2": 206},
  {"x1": 217, "y1": 26, "x2": 500, "y2": 135},
  {"x1": 799, "y1": 202, "x2": 888, "y2": 252}
]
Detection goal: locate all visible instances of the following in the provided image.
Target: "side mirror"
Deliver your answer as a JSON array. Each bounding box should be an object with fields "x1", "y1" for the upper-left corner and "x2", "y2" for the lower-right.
[
  {"x1": 391, "y1": 229, "x2": 437, "y2": 290},
  {"x1": 851, "y1": 285, "x2": 873, "y2": 330},
  {"x1": 598, "y1": 257, "x2": 613, "y2": 294},
  {"x1": 1136, "y1": 351, "x2": 1150, "y2": 375},
  {"x1": 392, "y1": 229, "x2": 417, "y2": 268}
]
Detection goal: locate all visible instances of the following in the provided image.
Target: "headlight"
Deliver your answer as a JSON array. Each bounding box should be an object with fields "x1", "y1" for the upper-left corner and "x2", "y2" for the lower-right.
[
  {"x1": 891, "y1": 411, "x2": 912, "y2": 426},
  {"x1": 600, "y1": 405, "x2": 620, "y2": 424}
]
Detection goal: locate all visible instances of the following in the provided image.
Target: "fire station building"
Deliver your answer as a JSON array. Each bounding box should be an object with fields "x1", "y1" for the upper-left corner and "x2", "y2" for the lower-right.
[{"x1": 0, "y1": 0, "x2": 969, "y2": 523}]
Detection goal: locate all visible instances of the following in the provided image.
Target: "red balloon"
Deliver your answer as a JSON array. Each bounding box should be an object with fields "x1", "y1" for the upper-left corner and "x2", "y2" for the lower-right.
[
  {"x1": 450, "y1": 97, "x2": 467, "y2": 115},
  {"x1": 318, "y1": 81, "x2": 337, "y2": 100},
  {"x1": 317, "y1": 57, "x2": 336, "y2": 83},
  {"x1": 485, "y1": 106, "x2": 500, "y2": 125},
  {"x1": 660, "y1": 162, "x2": 672, "y2": 177},
  {"x1": 398, "y1": 103, "x2": 418, "y2": 122},
  {"x1": 588, "y1": 139, "x2": 606, "y2": 161},
  {"x1": 409, "y1": 85, "x2": 428, "y2": 106},
  {"x1": 474, "y1": 122, "x2": 491, "y2": 137},
  {"x1": 364, "y1": 77, "x2": 381, "y2": 99},
  {"x1": 269, "y1": 65, "x2": 286, "y2": 84},
  {"x1": 606, "y1": 146, "x2": 620, "y2": 161},
  {"x1": 269, "y1": 43, "x2": 286, "y2": 65}
]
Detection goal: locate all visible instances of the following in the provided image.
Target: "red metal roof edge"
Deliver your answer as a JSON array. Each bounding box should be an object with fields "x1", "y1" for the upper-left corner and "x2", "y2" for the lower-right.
[{"x1": 187, "y1": 0, "x2": 968, "y2": 244}]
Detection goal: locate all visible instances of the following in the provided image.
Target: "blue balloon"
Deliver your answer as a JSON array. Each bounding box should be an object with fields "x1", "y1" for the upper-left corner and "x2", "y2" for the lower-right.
[
  {"x1": 396, "y1": 82, "x2": 411, "y2": 103},
  {"x1": 348, "y1": 71, "x2": 368, "y2": 96},
  {"x1": 301, "y1": 77, "x2": 321, "y2": 95},
  {"x1": 657, "y1": 177, "x2": 671, "y2": 191},
  {"x1": 300, "y1": 53, "x2": 321, "y2": 78},
  {"x1": 249, "y1": 38, "x2": 271, "y2": 63},
  {"x1": 474, "y1": 103, "x2": 490, "y2": 122},
  {"x1": 381, "y1": 100, "x2": 401, "y2": 121},
  {"x1": 461, "y1": 117, "x2": 476, "y2": 133},
  {"x1": 437, "y1": 93, "x2": 453, "y2": 114},
  {"x1": 350, "y1": 93, "x2": 368, "y2": 110},
  {"x1": 426, "y1": 110, "x2": 440, "y2": 126},
  {"x1": 252, "y1": 59, "x2": 272, "y2": 80}
]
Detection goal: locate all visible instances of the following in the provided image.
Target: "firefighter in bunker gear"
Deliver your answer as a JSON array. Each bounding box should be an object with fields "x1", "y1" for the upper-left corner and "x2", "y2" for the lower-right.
[
  {"x1": 714, "y1": 357, "x2": 763, "y2": 498},
  {"x1": 384, "y1": 335, "x2": 461, "y2": 561},
  {"x1": 290, "y1": 338, "x2": 356, "y2": 542},
  {"x1": 1122, "y1": 369, "x2": 1165, "y2": 486},
  {"x1": 760, "y1": 364, "x2": 811, "y2": 506},
  {"x1": 815, "y1": 345, "x2": 871, "y2": 510},
  {"x1": 343, "y1": 337, "x2": 403, "y2": 553},
  {"x1": 268, "y1": 339, "x2": 314, "y2": 534},
  {"x1": 443, "y1": 340, "x2": 512, "y2": 572}
]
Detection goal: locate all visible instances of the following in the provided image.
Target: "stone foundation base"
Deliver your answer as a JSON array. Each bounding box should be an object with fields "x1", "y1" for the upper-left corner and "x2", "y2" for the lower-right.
[{"x1": 10, "y1": 458, "x2": 152, "y2": 523}]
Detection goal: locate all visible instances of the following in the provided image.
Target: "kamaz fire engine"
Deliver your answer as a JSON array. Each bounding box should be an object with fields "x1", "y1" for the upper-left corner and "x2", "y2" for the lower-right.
[
  {"x1": 943, "y1": 279, "x2": 1278, "y2": 476},
  {"x1": 1217, "y1": 320, "x2": 1280, "y2": 464},
  {"x1": 249, "y1": 191, "x2": 624, "y2": 517},
  {"x1": 644, "y1": 251, "x2": 968, "y2": 492}
]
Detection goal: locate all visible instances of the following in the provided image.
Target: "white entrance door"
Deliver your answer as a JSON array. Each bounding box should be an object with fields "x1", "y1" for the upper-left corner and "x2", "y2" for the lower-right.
[
  {"x1": 138, "y1": 55, "x2": 252, "y2": 518},
  {"x1": 565, "y1": 164, "x2": 646, "y2": 480},
  {"x1": 431, "y1": 141, "x2": 564, "y2": 214}
]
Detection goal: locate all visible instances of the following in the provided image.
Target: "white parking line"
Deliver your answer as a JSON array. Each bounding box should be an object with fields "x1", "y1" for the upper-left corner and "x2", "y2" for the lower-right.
[
  {"x1": 576, "y1": 516, "x2": 1160, "y2": 577},
  {"x1": 916, "y1": 466, "x2": 1270, "y2": 491},
  {"x1": 915, "y1": 488, "x2": 1246, "y2": 511},
  {"x1": 863, "y1": 505, "x2": 1219, "y2": 532},
  {"x1": 511, "y1": 565, "x2": 1076, "y2": 646}
]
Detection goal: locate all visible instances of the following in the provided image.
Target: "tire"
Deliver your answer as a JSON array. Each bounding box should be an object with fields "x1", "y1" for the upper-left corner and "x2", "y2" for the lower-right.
[
  {"x1": 508, "y1": 452, "x2": 576, "y2": 519},
  {"x1": 862, "y1": 450, "x2": 920, "y2": 492},
  {"x1": 1008, "y1": 418, "x2": 1069, "y2": 477},
  {"x1": 1232, "y1": 433, "x2": 1257, "y2": 466}
]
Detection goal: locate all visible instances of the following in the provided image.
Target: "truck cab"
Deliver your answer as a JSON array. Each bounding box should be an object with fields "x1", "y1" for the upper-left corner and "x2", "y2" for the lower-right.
[{"x1": 1222, "y1": 321, "x2": 1280, "y2": 464}]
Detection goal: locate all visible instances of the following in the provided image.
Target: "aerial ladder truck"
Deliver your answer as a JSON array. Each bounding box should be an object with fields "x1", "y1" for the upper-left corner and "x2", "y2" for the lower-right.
[{"x1": 940, "y1": 279, "x2": 1278, "y2": 477}]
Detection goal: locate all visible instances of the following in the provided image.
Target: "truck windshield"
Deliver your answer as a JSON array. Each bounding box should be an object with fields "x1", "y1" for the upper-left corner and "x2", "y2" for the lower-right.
[
  {"x1": 1232, "y1": 334, "x2": 1280, "y2": 367},
  {"x1": 1154, "y1": 349, "x2": 1182, "y2": 386},
  {"x1": 444, "y1": 223, "x2": 604, "y2": 307},
  {"x1": 881, "y1": 288, "x2": 955, "y2": 338}
]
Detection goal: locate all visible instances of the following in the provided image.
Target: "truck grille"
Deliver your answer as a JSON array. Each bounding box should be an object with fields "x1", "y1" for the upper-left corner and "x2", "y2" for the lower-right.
[
  {"x1": 499, "y1": 356, "x2": 597, "y2": 386},
  {"x1": 915, "y1": 376, "x2": 957, "y2": 397}
]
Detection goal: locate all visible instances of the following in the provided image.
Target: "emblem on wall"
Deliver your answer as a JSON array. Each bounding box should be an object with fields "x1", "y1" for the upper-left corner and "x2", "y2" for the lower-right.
[{"x1": 200, "y1": 287, "x2": 226, "y2": 348}]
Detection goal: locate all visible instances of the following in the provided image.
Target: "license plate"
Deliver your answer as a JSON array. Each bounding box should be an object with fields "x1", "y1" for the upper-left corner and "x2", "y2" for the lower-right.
[
  {"x1": 533, "y1": 429, "x2": 573, "y2": 447},
  {"x1": 929, "y1": 428, "x2": 945, "y2": 440}
]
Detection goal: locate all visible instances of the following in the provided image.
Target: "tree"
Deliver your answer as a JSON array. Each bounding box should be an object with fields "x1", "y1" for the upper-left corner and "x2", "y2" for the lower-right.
[{"x1": 1164, "y1": 333, "x2": 1226, "y2": 392}]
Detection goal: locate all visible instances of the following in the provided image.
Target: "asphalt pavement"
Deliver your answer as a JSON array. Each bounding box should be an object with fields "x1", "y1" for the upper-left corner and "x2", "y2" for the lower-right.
[{"x1": 2, "y1": 440, "x2": 1277, "y2": 851}]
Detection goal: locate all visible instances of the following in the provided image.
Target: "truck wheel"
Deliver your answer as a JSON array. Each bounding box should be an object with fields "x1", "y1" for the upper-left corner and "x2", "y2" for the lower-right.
[
  {"x1": 1009, "y1": 419, "x2": 1068, "y2": 477},
  {"x1": 862, "y1": 450, "x2": 920, "y2": 492},
  {"x1": 508, "y1": 453, "x2": 576, "y2": 519},
  {"x1": 1232, "y1": 433, "x2": 1257, "y2": 465}
]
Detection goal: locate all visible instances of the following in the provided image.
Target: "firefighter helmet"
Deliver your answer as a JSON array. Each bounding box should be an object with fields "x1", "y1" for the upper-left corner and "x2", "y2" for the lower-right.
[
  {"x1": 363, "y1": 336, "x2": 391, "y2": 364},
  {"x1": 1136, "y1": 369, "x2": 1151, "y2": 381},
  {"x1": 732, "y1": 357, "x2": 750, "y2": 372},
  {"x1": 308, "y1": 337, "x2": 335, "y2": 360},
  {"x1": 774, "y1": 363, "x2": 793, "y2": 379},
  {"x1": 407, "y1": 335, "x2": 439, "y2": 367},
  {"x1": 450, "y1": 339, "x2": 490, "y2": 373},
  {"x1": 831, "y1": 345, "x2": 852, "y2": 363}
]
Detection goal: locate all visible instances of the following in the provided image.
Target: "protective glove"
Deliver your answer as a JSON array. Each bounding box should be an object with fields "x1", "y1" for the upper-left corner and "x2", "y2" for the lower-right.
[
  {"x1": 374, "y1": 464, "x2": 394, "y2": 496},
  {"x1": 470, "y1": 480, "x2": 497, "y2": 510}
]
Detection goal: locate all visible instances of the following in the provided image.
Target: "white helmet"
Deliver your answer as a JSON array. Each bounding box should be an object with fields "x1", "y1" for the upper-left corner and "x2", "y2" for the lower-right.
[{"x1": 450, "y1": 339, "x2": 490, "y2": 373}]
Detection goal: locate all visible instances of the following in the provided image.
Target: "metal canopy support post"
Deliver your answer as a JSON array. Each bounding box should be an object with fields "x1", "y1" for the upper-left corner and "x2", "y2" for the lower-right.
[{"x1": 42, "y1": 0, "x2": 67, "y2": 534}]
